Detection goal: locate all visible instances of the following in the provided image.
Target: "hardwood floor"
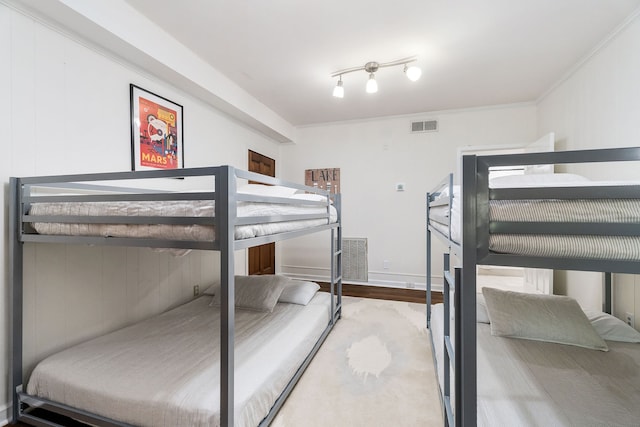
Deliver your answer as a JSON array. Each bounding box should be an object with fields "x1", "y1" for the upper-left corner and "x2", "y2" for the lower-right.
[{"x1": 318, "y1": 282, "x2": 443, "y2": 304}]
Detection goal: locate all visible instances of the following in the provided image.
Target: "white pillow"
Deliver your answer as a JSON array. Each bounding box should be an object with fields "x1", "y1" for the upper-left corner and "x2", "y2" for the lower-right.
[
  {"x1": 583, "y1": 310, "x2": 640, "y2": 343},
  {"x1": 210, "y1": 275, "x2": 288, "y2": 312},
  {"x1": 489, "y1": 173, "x2": 590, "y2": 188},
  {"x1": 238, "y1": 184, "x2": 298, "y2": 198},
  {"x1": 482, "y1": 287, "x2": 608, "y2": 351},
  {"x1": 278, "y1": 280, "x2": 320, "y2": 305}
]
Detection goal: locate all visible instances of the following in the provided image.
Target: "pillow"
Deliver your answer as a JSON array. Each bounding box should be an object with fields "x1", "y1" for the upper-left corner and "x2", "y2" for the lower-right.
[
  {"x1": 489, "y1": 173, "x2": 590, "y2": 188},
  {"x1": 210, "y1": 275, "x2": 288, "y2": 312},
  {"x1": 278, "y1": 280, "x2": 320, "y2": 305},
  {"x1": 237, "y1": 184, "x2": 297, "y2": 198},
  {"x1": 482, "y1": 287, "x2": 608, "y2": 351},
  {"x1": 476, "y1": 293, "x2": 490, "y2": 323},
  {"x1": 445, "y1": 291, "x2": 490, "y2": 323},
  {"x1": 583, "y1": 310, "x2": 640, "y2": 343}
]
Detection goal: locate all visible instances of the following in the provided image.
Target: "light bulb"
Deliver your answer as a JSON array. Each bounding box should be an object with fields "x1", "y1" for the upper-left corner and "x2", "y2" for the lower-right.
[
  {"x1": 332, "y1": 79, "x2": 344, "y2": 98},
  {"x1": 405, "y1": 64, "x2": 422, "y2": 82},
  {"x1": 366, "y1": 73, "x2": 378, "y2": 93}
]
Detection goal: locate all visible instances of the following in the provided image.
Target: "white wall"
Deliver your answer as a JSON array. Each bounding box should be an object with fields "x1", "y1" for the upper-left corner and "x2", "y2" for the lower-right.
[
  {"x1": 0, "y1": 4, "x2": 280, "y2": 419},
  {"x1": 280, "y1": 105, "x2": 537, "y2": 288},
  {"x1": 537, "y1": 13, "x2": 640, "y2": 317}
]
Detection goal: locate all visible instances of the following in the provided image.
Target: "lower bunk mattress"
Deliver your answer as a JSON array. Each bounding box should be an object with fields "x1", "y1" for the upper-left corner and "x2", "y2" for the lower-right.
[
  {"x1": 26, "y1": 292, "x2": 332, "y2": 427},
  {"x1": 430, "y1": 303, "x2": 640, "y2": 426}
]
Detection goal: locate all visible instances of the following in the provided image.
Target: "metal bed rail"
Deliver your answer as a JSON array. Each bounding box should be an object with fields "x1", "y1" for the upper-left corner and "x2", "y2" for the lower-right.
[
  {"x1": 18, "y1": 166, "x2": 336, "y2": 249},
  {"x1": 426, "y1": 173, "x2": 459, "y2": 328},
  {"x1": 475, "y1": 147, "x2": 640, "y2": 272}
]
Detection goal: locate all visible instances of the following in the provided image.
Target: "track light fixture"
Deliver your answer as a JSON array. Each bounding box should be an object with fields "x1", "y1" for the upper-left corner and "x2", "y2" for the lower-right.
[
  {"x1": 332, "y1": 76, "x2": 344, "y2": 98},
  {"x1": 404, "y1": 63, "x2": 422, "y2": 82},
  {"x1": 366, "y1": 73, "x2": 378, "y2": 94},
  {"x1": 331, "y1": 56, "x2": 421, "y2": 98}
]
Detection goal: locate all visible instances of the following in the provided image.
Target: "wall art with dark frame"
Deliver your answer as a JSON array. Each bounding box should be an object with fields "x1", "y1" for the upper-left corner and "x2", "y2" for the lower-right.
[{"x1": 130, "y1": 84, "x2": 184, "y2": 171}]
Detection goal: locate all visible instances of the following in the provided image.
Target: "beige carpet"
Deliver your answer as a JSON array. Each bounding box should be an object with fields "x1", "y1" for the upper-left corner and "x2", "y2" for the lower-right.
[{"x1": 272, "y1": 296, "x2": 443, "y2": 427}]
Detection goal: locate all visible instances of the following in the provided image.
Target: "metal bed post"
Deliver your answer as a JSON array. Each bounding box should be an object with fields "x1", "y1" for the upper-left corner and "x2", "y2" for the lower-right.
[
  {"x1": 603, "y1": 272, "x2": 612, "y2": 314},
  {"x1": 330, "y1": 230, "x2": 336, "y2": 324},
  {"x1": 9, "y1": 177, "x2": 24, "y2": 423},
  {"x1": 426, "y1": 193, "x2": 432, "y2": 328},
  {"x1": 217, "y1": 166, "x2": 237, "y2": 427},
  {"x1": 460, "y1": 155, "x2": 478, "y2": 427}
]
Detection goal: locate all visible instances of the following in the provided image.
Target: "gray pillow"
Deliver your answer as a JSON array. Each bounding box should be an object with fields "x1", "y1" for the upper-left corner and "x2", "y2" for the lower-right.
[
  {"x1": 583, "y1": 310, "x2": 640, "y2": 343},
  {"x1": 278, "y1": 280, "x2": 320, "y2": 305},
  {"x1": 482, "y1": 287, "x2": 608, "y2": 351},
  {"x1": 210, "y1": 275, "x2": 288, "y2": 312},
  {"x1": 476, "y1": 293, "x2": 490, "y2": 323},
  {"x1": 445, "y1": 291, "x2": 491, "y2": 323}
]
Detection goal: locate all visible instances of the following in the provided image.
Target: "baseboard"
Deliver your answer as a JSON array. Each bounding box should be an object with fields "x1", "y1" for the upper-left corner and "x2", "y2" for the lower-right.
[
  {"x1": 280, "y1": 268, "x2": 444, "y2": 293},
  {"x1": 0, "y1": 401, "x2": 10, "y2": 426}
]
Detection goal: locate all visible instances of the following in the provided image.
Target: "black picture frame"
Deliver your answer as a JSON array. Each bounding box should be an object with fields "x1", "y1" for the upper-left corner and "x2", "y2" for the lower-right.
[{"x1": 130, "y1": 84, "x2": 184, "y2": 171}]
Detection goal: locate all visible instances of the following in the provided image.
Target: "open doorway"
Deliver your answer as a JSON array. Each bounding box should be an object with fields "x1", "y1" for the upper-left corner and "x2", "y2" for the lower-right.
[
  {"x1": 247, "y1": 150, "x2": 276, "y2": 275},
  {"x1": 457, "y1": 133, "x2": 555, "y2": 295}
]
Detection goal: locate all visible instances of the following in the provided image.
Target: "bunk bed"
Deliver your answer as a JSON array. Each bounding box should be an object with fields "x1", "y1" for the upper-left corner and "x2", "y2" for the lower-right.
[
  {"x1": 425, "y1": 147, "x2": 640, "y2": 426},
  {"x1": 9, "y1": 165, "x2": 343, "y2": 427}
]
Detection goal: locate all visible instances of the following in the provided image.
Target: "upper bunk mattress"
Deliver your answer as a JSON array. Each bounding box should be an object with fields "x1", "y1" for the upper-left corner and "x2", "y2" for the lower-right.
[
  {"x1": 28, "y1": 197, "x2": 337, "y2": 241},
  {"x1": 430, "y1": 303, "x2": 640, "y2": 426},
  {"x1": 428, "y1": 176, "x2": 640, "y2": 259},
  {"x1": 26, "y1": 292, "x2": 332, "y2": 427}
]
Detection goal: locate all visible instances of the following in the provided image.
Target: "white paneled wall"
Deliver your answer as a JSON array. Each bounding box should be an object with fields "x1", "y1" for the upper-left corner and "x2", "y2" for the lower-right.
[
  {"x1": 0, "y1": 5, "x2": 10, "y2": 414},
  {"x1": 21, "y1": 244, "x2": 218, "y2": 376},
  {"x1": 0, "y1": 3, "x2": 280, "y2": 417},
  {"x1": 280, "y1": 105, "x2": 538, "y2": 288},
  {"x1": 538, "y1": 13, "x2": 640, "y2": 321},
  {"x1": 614, "y1": 274, "x2": 640, "y2": 330}
]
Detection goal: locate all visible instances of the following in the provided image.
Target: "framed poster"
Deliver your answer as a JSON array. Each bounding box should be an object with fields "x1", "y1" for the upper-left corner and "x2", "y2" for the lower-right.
[
  {"x1": 305, "y1": 168, "x2": 340, "y2": 193},
  {"x1": 130, "y1": 84, "x2": 184, "y2": 171}
]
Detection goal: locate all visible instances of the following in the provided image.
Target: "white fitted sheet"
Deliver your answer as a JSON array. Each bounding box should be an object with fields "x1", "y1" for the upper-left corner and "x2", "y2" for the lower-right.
[
  {"x1": 430, "y1": 303, "x2": 640, "y2": 426},
  {"x1": 29, "y1": 197, "x2": 337, "y2": 241},
  {"x1": 27, "y1": 292, "x2": 332, "y2": 427}
]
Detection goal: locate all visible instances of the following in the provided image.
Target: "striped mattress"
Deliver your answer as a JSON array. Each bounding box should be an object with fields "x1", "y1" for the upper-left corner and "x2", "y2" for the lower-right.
[{"x1": 429, "y1": 177, "x2": 640, "y2": 260}]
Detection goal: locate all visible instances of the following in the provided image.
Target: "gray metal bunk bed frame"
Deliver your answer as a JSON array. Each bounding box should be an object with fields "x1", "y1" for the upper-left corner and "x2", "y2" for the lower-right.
[
  {"x1": 9, "y1": 165, "x2": 343, "y2": 427},
  {"x1": 426, "y1": 147, "x2": 640, "y2": 427}
]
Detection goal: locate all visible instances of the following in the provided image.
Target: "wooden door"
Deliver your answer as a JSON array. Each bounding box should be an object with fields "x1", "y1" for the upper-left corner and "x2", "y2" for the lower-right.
[{"x1": 248, "y1": 150, "x2": 276, "y2": 275}]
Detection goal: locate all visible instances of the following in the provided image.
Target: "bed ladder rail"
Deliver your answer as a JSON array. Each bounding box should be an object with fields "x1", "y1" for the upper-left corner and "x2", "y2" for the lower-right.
[
  {"x1": 442, "y1": 253, "x2": 462, "y2": 427},
  {"x1": 330, "y1": 194, "x2": 343, "y2": 323}
]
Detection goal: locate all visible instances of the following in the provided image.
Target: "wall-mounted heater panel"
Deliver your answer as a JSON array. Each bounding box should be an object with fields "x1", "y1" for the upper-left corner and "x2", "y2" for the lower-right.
[{"x1": 342, "y1": 238, "x2": 368, "y2": 282}]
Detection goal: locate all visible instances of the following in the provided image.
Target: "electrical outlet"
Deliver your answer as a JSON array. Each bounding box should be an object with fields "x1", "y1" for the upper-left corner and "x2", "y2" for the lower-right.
[
  {"x1": 383, "y1": 260, "x2": 390, "y2": 270},
  {"x1": 406, "y1": 282, "x2": 415, "y2": 289},
  {"x1": 625, "y1": 312, "x2": 635, "y2": 327},
  {"x1": 193, "y1": 285, "x2": 200, "y2": 296}
]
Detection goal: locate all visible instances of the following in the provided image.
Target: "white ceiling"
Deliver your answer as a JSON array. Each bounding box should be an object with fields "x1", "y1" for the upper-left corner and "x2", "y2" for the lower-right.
[{"x1": 124, "y1": 0, "x2": 640, "y2": 127}]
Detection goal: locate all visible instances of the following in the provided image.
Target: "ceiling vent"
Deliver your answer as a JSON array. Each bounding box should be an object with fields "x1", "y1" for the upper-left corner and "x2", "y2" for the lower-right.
[{"x1": 411, "y1": 120, "x2": 438, "y2": 133}]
